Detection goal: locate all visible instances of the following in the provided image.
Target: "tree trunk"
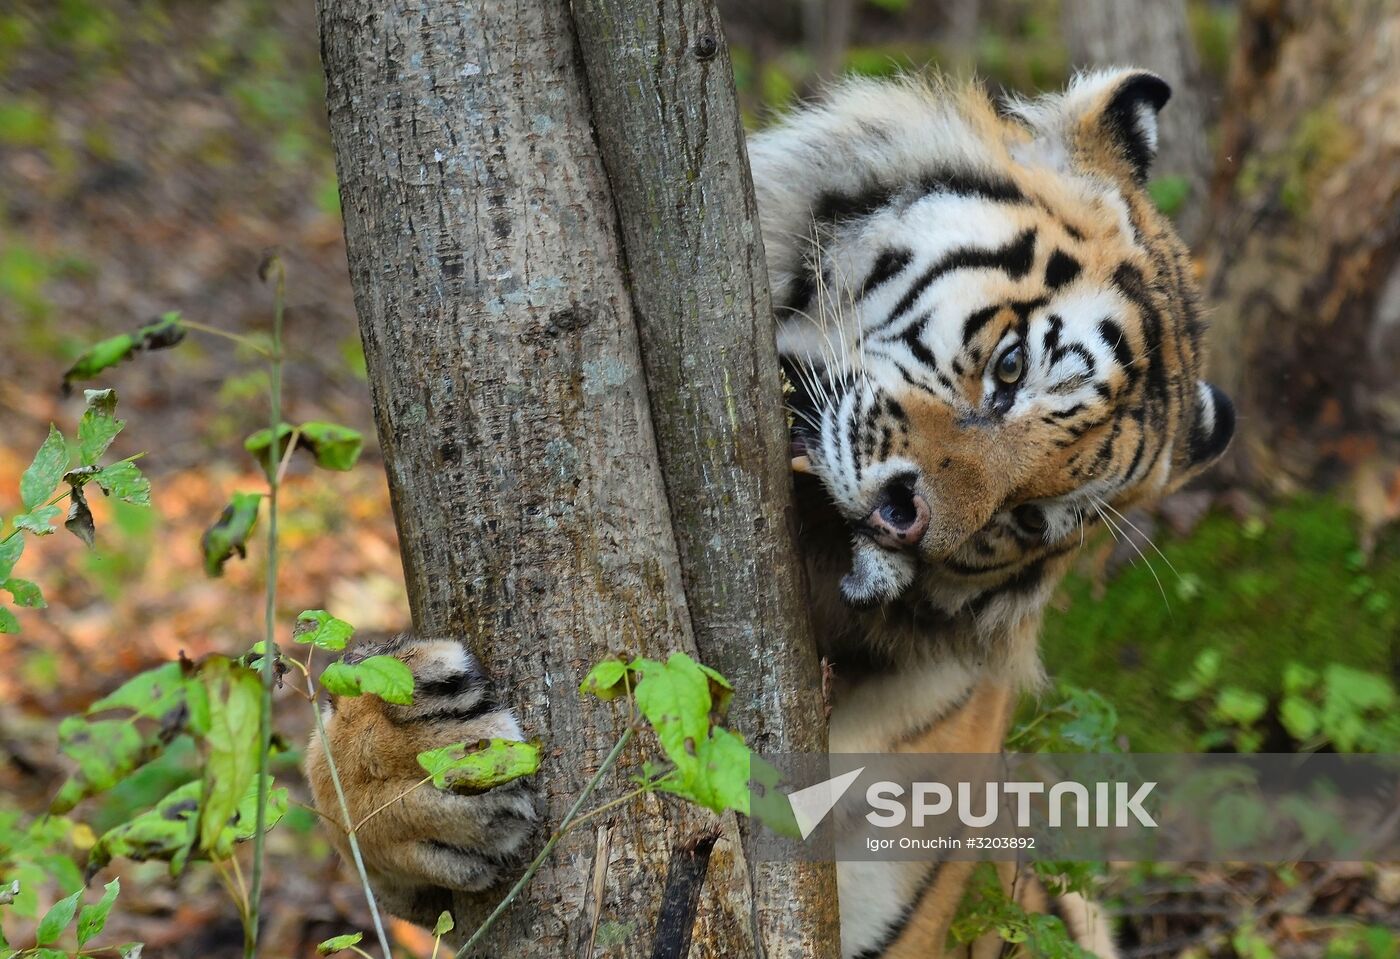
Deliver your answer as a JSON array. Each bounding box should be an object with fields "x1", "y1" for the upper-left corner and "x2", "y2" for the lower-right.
[
  {"x1": 320, "y1": 0, "x2": 840, "y2": 952},
  {"x1": 1061, "y1": 0, "x2": 1214, "y2": 243},
  {"x1": 1202, "y1": 0, "x2": 1400, "y2": 490},
  {"x1": 802, "y1": 0, "x2": 855, "y2": 83},
  {"x1": 318, "y1": 1, "x2": 760, "y2": 955},
  {"x1": 570, "y1": 2, "x2": 840, "y2": 955}
]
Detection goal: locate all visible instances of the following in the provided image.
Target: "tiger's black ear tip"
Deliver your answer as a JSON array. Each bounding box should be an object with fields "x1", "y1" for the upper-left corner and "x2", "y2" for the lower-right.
[
  {"x1": 1104, "y1": 71, "x2": 1173, "y2": 181},
  {"x1": 1188, "y1": 381, "x2": 1235, "y2": 467},
  {"x1": 1122, "y1": 71, "x2": 1172, "y2": 112}
]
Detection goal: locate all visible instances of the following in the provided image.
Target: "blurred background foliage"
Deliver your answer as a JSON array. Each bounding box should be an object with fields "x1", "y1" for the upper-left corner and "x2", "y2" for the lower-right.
[{"x1": 0, "y1": 0, "x2": 1397, "y2": 956}]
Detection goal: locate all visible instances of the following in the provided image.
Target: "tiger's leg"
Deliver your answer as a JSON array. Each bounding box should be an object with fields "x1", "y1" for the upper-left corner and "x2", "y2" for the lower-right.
[
  {"x1": 305, "y1": 635, "x2": 539, "y2": 932},
  {"x1": 833, "y1": 666, "x2": 1118, "y2": 959}
]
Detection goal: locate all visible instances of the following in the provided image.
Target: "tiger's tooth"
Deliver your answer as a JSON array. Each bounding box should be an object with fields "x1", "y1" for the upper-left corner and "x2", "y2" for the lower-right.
[{"x1": 791, "y1": 455, "x2": 812, "y2": 474}]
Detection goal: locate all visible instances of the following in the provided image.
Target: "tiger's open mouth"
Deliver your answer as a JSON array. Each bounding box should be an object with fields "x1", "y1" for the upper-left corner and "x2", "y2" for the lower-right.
[{"x1": 783, "y1": 365, "x2": 923, "y2": 607}]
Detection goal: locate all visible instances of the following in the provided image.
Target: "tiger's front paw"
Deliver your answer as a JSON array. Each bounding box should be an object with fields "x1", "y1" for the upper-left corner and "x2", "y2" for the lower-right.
[{"x1": 305, "y1": 635, "x2": 538, "y2": 921}]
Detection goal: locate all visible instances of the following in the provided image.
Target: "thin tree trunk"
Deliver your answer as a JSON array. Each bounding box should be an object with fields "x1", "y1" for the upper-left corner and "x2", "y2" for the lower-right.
[
  {"x1": 571, "y1": 2, "x2": 841, "y2": 955},
  {"x1": 1061, "y1": 0, "x2": 1214, "y2": 243},
  {"x1": 1202, "y1": 0, "x2": 1400, "y2": 490},
  {"x1": 318, "y1": 0, "x2": 760, "y2": 954},
  {"x1": 803, "y1": 0, "x2": 855, "y2": 83}
]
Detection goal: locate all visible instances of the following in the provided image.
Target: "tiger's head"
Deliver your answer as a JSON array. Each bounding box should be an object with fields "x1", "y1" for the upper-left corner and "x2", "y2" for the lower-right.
[{"x1": 753, "y1": 70, "x2": 1234, "y2": 610}]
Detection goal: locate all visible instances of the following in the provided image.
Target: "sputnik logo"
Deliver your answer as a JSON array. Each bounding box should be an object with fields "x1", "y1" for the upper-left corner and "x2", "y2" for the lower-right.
[{"x1": 786, "y1": 767, "x2": 864, "y2": 840}]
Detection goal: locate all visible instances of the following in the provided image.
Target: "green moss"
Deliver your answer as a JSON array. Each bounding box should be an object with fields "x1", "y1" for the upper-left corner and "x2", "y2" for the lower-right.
[
  {"x1": 1040, "y1": 496, "x2": 1399, "y2": 752},
  {"x1": 1188, "y1": 0, "x2": 1238, "y2": 78},
  {"x1": 1234, "y1": 105, "x2": 1355, "y2": 218}
]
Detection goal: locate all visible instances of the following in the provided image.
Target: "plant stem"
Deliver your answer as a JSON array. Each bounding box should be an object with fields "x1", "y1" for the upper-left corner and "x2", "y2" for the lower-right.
[
  {"x1": 182, "y1": 318, "x2": 274, "y2": 356},
  {"x1": 312, "y1": 696, "x2": 395, "y2": 958},
  {"x1": 455, "y1": 726, "x2": 636, "y2": 958},
  {"x1": 560, "y1": 775, "x2": 667, "y2": 835},
  {"x1": 354, "y1": 775, "x2": 433, "y2": 832},
  {"x1": 246, "y1": 256, "x2": 286, "y2": 958}
]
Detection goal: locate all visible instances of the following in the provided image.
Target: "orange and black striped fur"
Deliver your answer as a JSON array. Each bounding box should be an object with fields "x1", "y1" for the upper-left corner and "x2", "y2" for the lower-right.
[{"x1": 307, "y1": 70, "x2": 1232, "y2": 957}]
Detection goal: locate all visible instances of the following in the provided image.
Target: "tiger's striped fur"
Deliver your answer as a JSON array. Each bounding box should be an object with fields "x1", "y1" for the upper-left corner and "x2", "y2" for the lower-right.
[
  {"x1": 306, "y1": 69, "x2": 1232, "y2": 957},
  {"x1": 764, "y1": 68, "x2": 1230, "y2": 956}
]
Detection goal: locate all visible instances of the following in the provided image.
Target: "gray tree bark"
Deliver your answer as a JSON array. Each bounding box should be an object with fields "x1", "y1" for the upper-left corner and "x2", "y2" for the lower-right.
[
  {"x1": 318, "y1": 0, "x2": 835, "y2": 955},
  {"x1": 1061, "y1": 0, "x2": 1214, "y2": 243},
  {"x1": 571, "y1": 1, "x2": 839, "y2": 955}
]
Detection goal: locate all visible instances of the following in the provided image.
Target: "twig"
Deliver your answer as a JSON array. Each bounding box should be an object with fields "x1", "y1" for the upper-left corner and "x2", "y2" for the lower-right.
[
  {"x1": 563, "y1": 776, "x2": 668, "y2": 834},
  {"x1": 274, "y1": 426, "x2": 303, "y2": 486},
  {"x1": 455, "y1": 727, "x2": 636, "y2": 957},
  {"x1": 354, "y1": 775, "x2": 433, "y2": 832},
  {"x1": 181, "y1": 318, "x2": 274, "y2": 357},
  {"x1": 311, "y1": 695, "x2": 395, "y2": 958}
]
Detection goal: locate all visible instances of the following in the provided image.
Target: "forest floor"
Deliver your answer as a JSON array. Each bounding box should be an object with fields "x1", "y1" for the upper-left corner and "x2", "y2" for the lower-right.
[{"x1": 1, "y1": 2, "x2": 1396, "y2": 957}]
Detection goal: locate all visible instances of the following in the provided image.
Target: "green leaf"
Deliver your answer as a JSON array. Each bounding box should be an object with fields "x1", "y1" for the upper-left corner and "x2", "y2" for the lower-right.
[
  {"x1": 2, "y1": 578, "x2": 44, "y2": 608},
  {"x1": 21, "y1": 425, "x2": 68, "y2": 510},
  {"x1": 36, "y1": 888, "x2": 82, "y2": 945},
  {"x1": 1147, "y1": 174, "x2": 1191, "y2": 217},
  {"x1": 1195, "y1": 649, "x2": 1222, "y2": 681},
  {"x1": 749, "y1": 754, "x2": 801, "y2": 839},
  {"x1": 630, "y1": 654, "x2": 752, "y2": 816},
  {"x1": 88, "y1": 661, "x2": 189, "y2": 721},
  {"x1": 62, "y1": 313, "x2": 187, "y2": 389},
  {"x1": 320, "y1": 655, "x2": 414, "y2": 705},
  {"x1": 0, "y1": 606, "x2": 18, "y2": 634},
  {"x1": 0, "y1": 534, "x2": 23, "y2": 579},
  {"x1": 695, "y1": 661, "x2": 734, "y2": 716},
  {"x1": 87, "y1": 776, "x2": 286, "y2": 878},
  {"x1": 295, "y1": 610, "x2": 355, "y2": 651},
  {"x1": 13, "y1": 504, "x2": 62, "y2": 535},
  {"x1": 197, "y1": 658, "x2": 263, "y2": 853},
  {"x1": 581, "y1": 654, "x2": 752, "y2": 815},
  {"x1": 95, "y1": 461, "x2": 151, "y2": 506},
  {"x1": 1214, "y1": 687, "x2": 1268, "y2": 726},
  {"x1": 433, "y1": 911, "x2": 455, "y2": 937},
  {"x1": 632, "y1": 654, "x2": 714, "y2": 777},
  {"x1": 1279, "y1": 695, "x2": 1319, "y2": 741},
  {"x1": 416, "y1": 739, "x2": 540, "y2": 791},
  {"x1": 298, "y1": 422, "x2": 363, "y2": 471},
  {"x1": 246, "y1": 422, "x2": 365, "y2": 477},
  {"x1": 215, "y1": 774, "x2": 287, "y2": 859},
  {"x1": 77, "y1": 389, "x2": 124, "y2": 466},
  {"x1": 654, "y1": 726, "x2": 751, "y2": 815},
  {"x1": 76, "y1": 877, "x2": 120, "y2": 946},
  {"x1": 65, "y1": 484, "x2": 96, "y2": 548},
  {"x1": 579, "y1": 658, "x2": 631, "y2": 700},
  {"x1": 201, "y1": 492, "x2": 261, "y2": 577},
  {"x1": 51, "y1": 717, "x2": 149, "y2": 813},
  {"x1": 317, "y1": 933, "x2": 364, "y2": 954},
  {"x1": 1323, "y1": 664, "x2": 1395, "y2": 712},
  {"x1": 1283, "y1": 662, "x2": 1319, "y2": 696},
  {"x1": 87, "y1": 781, "x2": 199, "y2": 877},
  {"x1": 244, "y1": 423, "x2": 296, "y2": 478}
]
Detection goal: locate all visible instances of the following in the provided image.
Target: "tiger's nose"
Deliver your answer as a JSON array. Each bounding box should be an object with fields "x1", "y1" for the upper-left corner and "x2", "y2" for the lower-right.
[{"x1": 865, "y1": 478, "x2": 930, "y2": 547}]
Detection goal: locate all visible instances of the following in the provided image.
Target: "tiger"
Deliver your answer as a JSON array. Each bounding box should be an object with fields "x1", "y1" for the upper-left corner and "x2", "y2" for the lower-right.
[{"x1": 307, "y1": 68, "x2": 1234, "y2": 958}]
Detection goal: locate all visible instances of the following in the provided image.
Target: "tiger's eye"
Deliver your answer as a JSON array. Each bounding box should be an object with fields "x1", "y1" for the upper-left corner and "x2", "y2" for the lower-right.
[
  {"x1": 996, "y1": 343, "x2": 1026, "y2": 385},
  {"x1": 1013, "y1": 503, "x2": 1047, "y2": 533}
]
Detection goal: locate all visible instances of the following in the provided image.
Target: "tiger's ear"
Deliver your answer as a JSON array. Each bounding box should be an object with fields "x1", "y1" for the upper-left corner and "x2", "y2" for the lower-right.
[
  {"x1": 1009, "y1": 69, "x2": 1172, "y2": 183},
  {"x1": 1185, "y1": 380, "x2": 1235, "y2": 470}
]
